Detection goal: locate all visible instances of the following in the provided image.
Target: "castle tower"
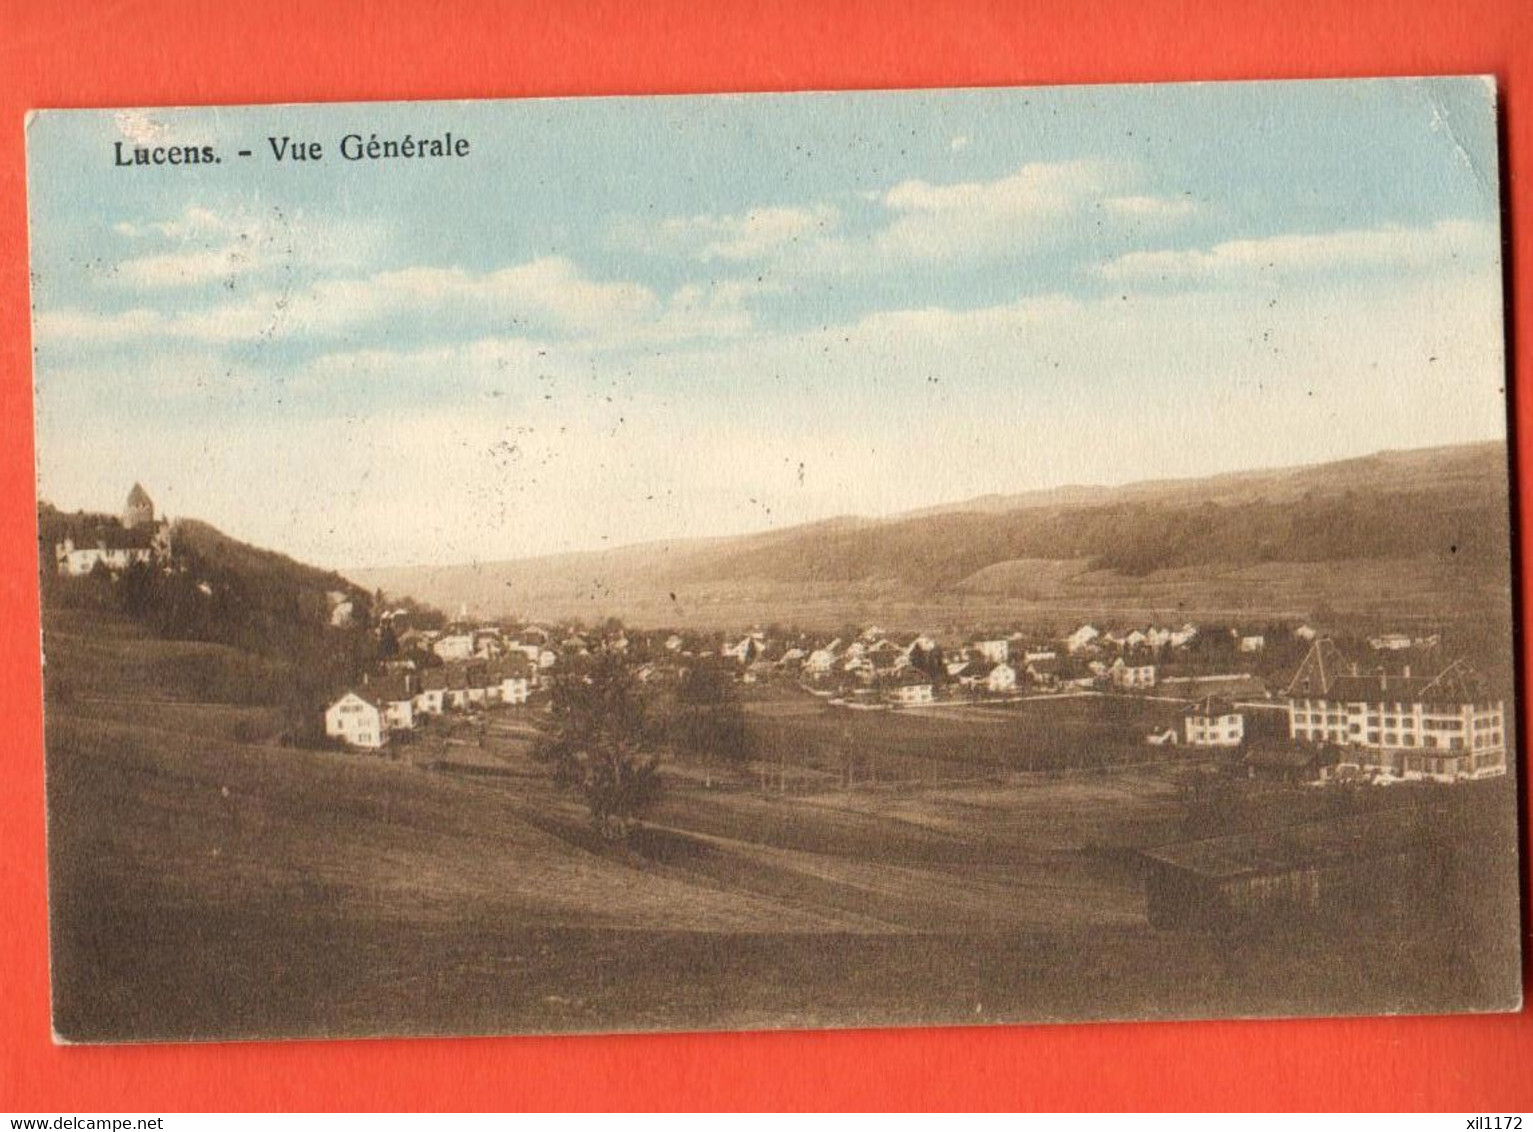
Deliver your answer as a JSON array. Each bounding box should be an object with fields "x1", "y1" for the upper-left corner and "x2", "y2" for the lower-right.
[{"x1": 123, "y1": 482, "x2": 154, "y2": 529}]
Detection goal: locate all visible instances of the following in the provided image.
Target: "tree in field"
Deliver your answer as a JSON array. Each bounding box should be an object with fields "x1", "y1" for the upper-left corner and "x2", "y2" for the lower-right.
[
  {"x1": 533, "y1": 652, "x2": 661, "y2": 840},
  {"x1": 669, "y1": 659, "x2": 753, "y2": 785}
]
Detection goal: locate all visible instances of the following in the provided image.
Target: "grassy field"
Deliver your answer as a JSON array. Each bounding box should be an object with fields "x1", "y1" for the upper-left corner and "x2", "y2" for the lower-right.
[
  {"x1": 41, "y1": 610, "x2": 1522, "y2": 1042},
  {"x1": 743, "y1": 690, "x2": 1192, "y2": 783}
]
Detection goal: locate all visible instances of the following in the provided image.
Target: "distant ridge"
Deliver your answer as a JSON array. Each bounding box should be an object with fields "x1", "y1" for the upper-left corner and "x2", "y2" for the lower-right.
[
  {"x1": 348, "y1": 440, "x2": 1511, "y2": 629},
  {"x1": 898, "y1": 441, "x2": 1506, "y2": 517}
]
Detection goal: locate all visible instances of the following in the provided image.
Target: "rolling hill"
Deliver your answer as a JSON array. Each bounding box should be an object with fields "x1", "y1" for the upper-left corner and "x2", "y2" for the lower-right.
[{"x1": 349, "y1": 441, "x2": 1515, "y2": 630}]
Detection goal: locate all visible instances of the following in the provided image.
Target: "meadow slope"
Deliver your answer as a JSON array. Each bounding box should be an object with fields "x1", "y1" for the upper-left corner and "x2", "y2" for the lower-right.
[{"x1": 42, "y1": 608, "x2": 1520, "y2": 1040}]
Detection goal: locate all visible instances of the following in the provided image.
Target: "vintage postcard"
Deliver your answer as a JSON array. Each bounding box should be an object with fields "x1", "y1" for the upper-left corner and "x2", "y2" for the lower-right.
[{"x1": 27, "y1": 78, "x2": 1519, "y2": 1043}]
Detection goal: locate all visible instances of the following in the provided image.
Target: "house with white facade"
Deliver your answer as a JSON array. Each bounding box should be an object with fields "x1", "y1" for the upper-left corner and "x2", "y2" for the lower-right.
[
  {"x1": 56, "y1": 538, "x2": 157, "y2": 577},
  {"x1": 985, "y1": 662, "x2": 1018, "y2": 694},
  {"x1": 886, "y1": 674, "x2": 935, "y2": 707},
  {"x1": 491, "y1": 657, "x2": 533, "y2": 704},
  {"x1": 413, "y1": 668, "x2": 448, "y2": 716},
  {"x1": 432, "y1": 633, "x2": 476, "y2": 661},
  {"x1": 1109, "y1": 659, "x2": 1157, "y2": 689},
  {"x1": 804, "y1": 647, "x2": 838, "y2": 676},
  {"x1": 973, "y1": 639, "x2": 1010, "y2": 664},
  {"x1": 1065, "y1": 625, "x2": 1100, "y2": 653},
  {"x1": 369, "y1": 675, "x2": 415, "y2": 733},
  {"x1": 1184, "y1": 697, "x2": 1245, "y2": 747},
  {"x1": 325, "y1": 691, "x2": 388, "y2": 750}
]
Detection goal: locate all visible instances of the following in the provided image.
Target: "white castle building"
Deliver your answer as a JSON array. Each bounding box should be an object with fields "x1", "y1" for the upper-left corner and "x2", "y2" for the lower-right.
[{"x1": 54, "y1": 484, "x2": 171, "y2": 577}]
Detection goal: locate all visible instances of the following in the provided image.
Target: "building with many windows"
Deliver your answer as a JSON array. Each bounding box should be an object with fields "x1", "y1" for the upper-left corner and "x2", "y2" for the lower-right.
[{"x1": 1284, "y1": 640, "x2": 1506, "y2": 782}]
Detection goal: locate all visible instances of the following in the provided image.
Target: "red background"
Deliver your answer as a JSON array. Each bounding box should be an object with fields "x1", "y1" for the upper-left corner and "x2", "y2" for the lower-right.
[{"x1": 1, "y1": 0, "x2": 1530, "y2": 1111}]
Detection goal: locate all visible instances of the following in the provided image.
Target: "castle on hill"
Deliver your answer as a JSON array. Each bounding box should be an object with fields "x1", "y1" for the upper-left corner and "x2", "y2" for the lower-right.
[{"x1": 54, "y1": 483, "x2": 172, "y2": 576}]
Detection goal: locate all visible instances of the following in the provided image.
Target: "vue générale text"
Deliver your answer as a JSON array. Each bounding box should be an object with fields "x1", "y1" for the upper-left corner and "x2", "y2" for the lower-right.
[{"x1": 113, "y1": 133, "x2": 472, "y2": 167}]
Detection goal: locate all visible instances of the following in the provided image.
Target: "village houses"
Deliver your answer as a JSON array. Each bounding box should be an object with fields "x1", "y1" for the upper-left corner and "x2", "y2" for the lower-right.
[{"x1": 325, "y1": 640, "x2": 535, "y2": 750}]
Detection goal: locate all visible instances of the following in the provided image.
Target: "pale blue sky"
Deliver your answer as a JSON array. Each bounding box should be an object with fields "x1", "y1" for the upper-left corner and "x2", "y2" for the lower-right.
[{"x1": 27, "y1": 78, "x2": 1506, "y2": 567}]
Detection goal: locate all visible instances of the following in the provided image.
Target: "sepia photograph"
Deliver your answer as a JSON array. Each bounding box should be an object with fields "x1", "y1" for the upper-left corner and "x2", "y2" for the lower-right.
[{"x1": 26, "y1": 77, "x2": 1520, "y2": 1043}]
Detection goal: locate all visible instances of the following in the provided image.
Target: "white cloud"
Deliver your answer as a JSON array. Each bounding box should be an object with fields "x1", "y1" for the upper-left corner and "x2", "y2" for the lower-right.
[
  {"x1": 35, "y1": 255, "x2": 764, "y2": 351},
  {"x1": 338, "y1": 259, "x2": 661, "y2": 334},
  {"x1": 650, "y1": 278, "x2": 773, "y2": 340},
  {"x1": 32, "y1": 307, "x2": 164, "y2": 344},
  {"x1": 873, "y1": 160, "x2": 1119, "y2": 260},
  {"x1": 1099, "y1": 219, "x2": 1497, "y2": 281},
  {"x1": 299, "y1": 335, "x2": 552, "y2": 389},
  {"x1": 109, "y1": 204, "x2": 380, "y2": 291},
  {"x1": 651, "y1": 205, "x2": 839, "y2": 262},
  {"x1": 637, "y1": 160, "x2": 1195, "y2": 272},
  {"x1": 117, "y1": 247, "x2": 262, "y2": 288},
  {"x1": 35, "y1": 299, "x2": 289, "y2": 348}
]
